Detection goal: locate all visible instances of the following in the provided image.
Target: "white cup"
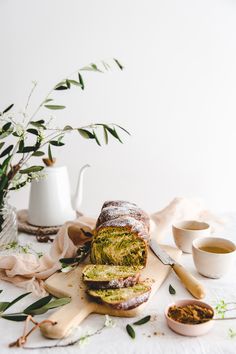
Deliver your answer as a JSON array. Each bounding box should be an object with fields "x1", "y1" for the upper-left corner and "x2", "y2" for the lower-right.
[
  {"x1": 172, "y1": 220, "x2": 211, "y2": 253},
  {"x1": 192, "y1": 237, "x2": 236, "y2": 279}
]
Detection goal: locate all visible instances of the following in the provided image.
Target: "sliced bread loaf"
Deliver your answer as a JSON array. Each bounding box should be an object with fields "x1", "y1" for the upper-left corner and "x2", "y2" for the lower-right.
[
  {"x1": 82, "y1": 264, "x2": 140, "y2": 289},
  {"x1": 87, "y1": 283, "x2": 151, "y2": 310}
]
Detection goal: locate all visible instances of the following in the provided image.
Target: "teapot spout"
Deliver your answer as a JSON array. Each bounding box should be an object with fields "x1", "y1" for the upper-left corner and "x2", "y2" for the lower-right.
[{"x1": 73, "y1": 164, "x2": 90, "y2": 213}]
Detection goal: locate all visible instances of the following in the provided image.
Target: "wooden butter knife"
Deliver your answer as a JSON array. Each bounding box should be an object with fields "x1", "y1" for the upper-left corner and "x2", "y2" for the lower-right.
[{"x1": 150, "y1": 239, "x2": 206, "y2": 299}]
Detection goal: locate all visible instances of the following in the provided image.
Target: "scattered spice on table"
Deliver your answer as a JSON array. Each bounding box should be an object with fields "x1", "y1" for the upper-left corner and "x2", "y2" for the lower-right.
[{"x1": 167, "y1": 304, "x2": 214, "y2": 324}]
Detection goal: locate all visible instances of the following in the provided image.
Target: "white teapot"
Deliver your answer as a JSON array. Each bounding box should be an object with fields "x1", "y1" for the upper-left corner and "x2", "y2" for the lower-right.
[{"x1": 27, "y1": 163, "x2": 90, "y2": 227}]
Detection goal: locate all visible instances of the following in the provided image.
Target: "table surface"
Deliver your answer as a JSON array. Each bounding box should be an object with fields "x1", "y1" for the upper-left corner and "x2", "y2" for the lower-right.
[{"x1": 0, "y1": 214, "x2": 236, "y2": 354}]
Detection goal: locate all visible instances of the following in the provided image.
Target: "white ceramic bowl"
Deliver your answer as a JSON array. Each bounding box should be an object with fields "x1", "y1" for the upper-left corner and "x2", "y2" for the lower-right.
[
  {"x1": 172, "y1": 220, "x2": 211, "y2": 253},
  {"x1": 192, "y1": 237, "x2": 236, "y2": 278},
  {"x1": 165, "y1": 299, "x2": 214, "y2": 336}
]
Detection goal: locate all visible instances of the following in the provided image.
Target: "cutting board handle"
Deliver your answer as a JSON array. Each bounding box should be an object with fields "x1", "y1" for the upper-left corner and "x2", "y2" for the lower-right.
[
  {"x1": 172, "y1": 263, "x2": 206, "y2": 299},
  {"x1": 40, "y1": 299, "x2": 94, "y2": 339}
]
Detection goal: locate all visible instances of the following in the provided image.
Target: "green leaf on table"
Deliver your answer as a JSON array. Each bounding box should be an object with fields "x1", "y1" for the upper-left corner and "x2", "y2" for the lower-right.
[
  {"x1": 2, "y1": 122, "x2": 12, "y2": 131},
  {"x1": 133, "y1": 315, "x2": 151, "y2": 325},
  {"x1": 44, "y1": 105, "x2": 66, "y2": 110},
  {"x1": 1, "y1": 314, "x2": 28, "y2": 322},
  {"x1": 169, "y1": 284, "x2": 176, "y2": 295},
  {"x1": 5, "y1": 292, "x2": 31, "y2": 311},
  {"x1": 126, "y1": 324, "x2": 135, "y2": 339},
  {"x1": 32, "y1": 151, "x2": 45, "y2": 157},
  {"x1": 0, "y1": 290, "x2": 2, "y2": 294},
  {"x1": 19, "y1": 166, "x2": 44, "y2": 174},
  {"x1": 0, "y1": 145, "x2": 13, "y2": 158},
  {"x1": 23, "y1": 295, "x2": 52, "y2": 314},
  {"x1": 27, "y1": 297, "x2": 71, "y2": 315},
  {"x1": 78, "y1": 129, "x2": 94, "y2": 139},
  {"x1": 78, "y1": 73, "x2": 84, "y2": 90},
  {"x1": 27, "y1": 128, "x2": 39, "y2": 136},
  {"x1": 0, "y1": 302, "x2": 10, "y2": 313},
  {"x1": 113, "y1": 58, "x2": 124, "y2": 70}
]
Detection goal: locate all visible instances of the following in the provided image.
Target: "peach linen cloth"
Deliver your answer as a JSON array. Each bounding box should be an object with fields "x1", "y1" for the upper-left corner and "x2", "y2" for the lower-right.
[{"x1": 0, "y1": 198, "x2": 225, "y2": 295}]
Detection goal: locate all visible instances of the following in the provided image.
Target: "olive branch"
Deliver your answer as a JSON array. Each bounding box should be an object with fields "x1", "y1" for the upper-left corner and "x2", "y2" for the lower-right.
[{"x1": 0, "y1": 58, "x2": 130, "y2": 229}]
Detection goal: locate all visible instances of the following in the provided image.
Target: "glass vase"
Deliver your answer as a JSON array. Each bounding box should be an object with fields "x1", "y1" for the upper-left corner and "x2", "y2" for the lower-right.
[{"x1": 0, "y1": 202, "x2": 18, "y2": 250}]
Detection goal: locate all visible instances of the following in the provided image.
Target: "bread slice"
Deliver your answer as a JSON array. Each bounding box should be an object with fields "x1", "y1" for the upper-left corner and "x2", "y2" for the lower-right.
[
  {"x1": 87, "y1": 283, "x2": 151, "y2": 310},
  {"x1": 82, "y1": 264, "x2": 140, "y2": 289}
]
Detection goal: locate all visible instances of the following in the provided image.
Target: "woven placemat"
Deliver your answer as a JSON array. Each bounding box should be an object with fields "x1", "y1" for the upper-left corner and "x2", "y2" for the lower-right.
[{"x1": 17, "y1": 209, "x2": 82, "y2": 236}]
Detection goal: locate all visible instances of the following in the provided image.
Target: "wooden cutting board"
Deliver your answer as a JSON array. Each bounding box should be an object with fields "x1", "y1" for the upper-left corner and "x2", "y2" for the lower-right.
[{"x1": 41, "y1": 245, "x2": 182, "y2": 339}]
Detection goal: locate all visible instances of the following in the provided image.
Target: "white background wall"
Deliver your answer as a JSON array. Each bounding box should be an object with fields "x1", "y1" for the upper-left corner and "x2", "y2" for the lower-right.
[{"x1": 1, "y1": 0, "x2": 236, "y2": 217}]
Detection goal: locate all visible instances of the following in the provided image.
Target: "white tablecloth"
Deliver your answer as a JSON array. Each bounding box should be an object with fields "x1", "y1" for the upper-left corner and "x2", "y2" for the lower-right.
[{"x1": 0, "y1": 214, "x2": 236, "y2": 354}]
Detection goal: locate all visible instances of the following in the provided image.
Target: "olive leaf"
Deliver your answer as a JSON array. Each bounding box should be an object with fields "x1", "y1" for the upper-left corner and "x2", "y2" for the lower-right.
[
  {"x1": 0, "y1": 145, "x2": 13, "y2": 158},
  {"x1": 27, "y1": 297, "x2": 71, "y2": 315},
  {"x1": 78, "y1": 128, "x2": 94, "y2": 139},
  {"x1": 23, "y1": 295, "x2": 52, "y2": 314},
  {"x1": 19, "y1": 166, "x2": 44, "y2": 174},
  {"x1": 0, "y1": 103, "x2": 14, "y2": 116},
  {"x1": 78, "y1": 73, "x2": 84, "y2": 90},
  {"x1": 67, "y1": 79, "x2": 81, "y2": 87},
  {"x1": 103, "y1": 126, "x2": 108, "y2": 144},
  {"x1": 63, "y1": 125, "x2": 73, "y2": 131},
  {"x1": 27, "y1": 128, "x2": 39, "y2": 136},
  {"x1": 48, "y1": 144, "x2": 53, "y2": 161},
  {"x1": 30, "y1": 120, "x2": 46, "y2": 129},
  {"x1": 0, "y1": 302, "x2": 10, "y2": 313},
  {"x1": 133, "y1": 315, "x2": 151, "y2": 325},
  {"x1": 0, "y1": 142, "x2": 5, "y2": 150},
  {"x1": 113, "y1": 58, "x2": 124, "y2": 70},
  {"x1": 169, "y1": 284, "x2": 176, "y2": 295},
  {"x1": 5, "y1": 292, "x2": 31, "y2": 311},
  {"x1": 32, "y1": 151, "x2": 45, "y2": 157},
  {"x1": 104, "y1": 125, "x2": 123, "y2": 143},
  {"x1": 2, "y1": 103, "x2": 14, "y2": 114},
  {"x1": 44, "y1": 105, "x2": 66, "y2": 110},
  {"x1": 50, "y1": 140, "x2": 65, "y2": 147},
  {"x1": 92, "y1": 129, "x2": 101, "y2": 146},
  {"x1": 2, "y1": 122, "x2": 12, "y2": 131},
  {"x1": 1, "y1": 314, "x2": 28, "y2": 322},
  {"x1": 126, "y1": 324, "x2": 135, "y2": 339}
]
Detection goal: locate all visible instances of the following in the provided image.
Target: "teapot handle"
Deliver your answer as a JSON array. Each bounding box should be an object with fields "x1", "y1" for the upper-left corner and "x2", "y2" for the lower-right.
[{"x1": 73, "y1": 164, "x2": 90, "y2": 213}]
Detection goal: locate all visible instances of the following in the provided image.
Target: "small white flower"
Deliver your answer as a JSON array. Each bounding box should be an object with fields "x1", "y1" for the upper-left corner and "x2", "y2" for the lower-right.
[{"x1": 104, "y1": 314, "x2": 116, "y2": 328}]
